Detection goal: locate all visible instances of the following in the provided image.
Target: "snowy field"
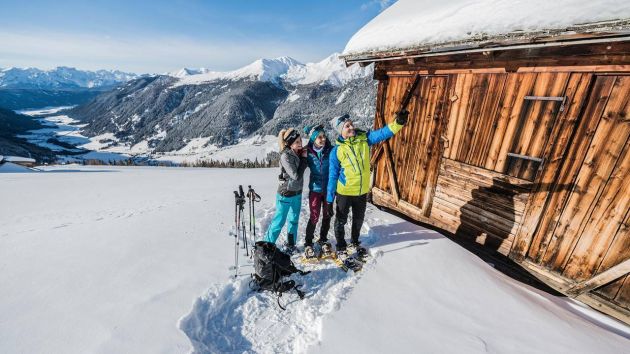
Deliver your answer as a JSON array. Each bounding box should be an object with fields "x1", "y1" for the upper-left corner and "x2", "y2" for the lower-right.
[{"x1": 1, "y1": 166, "x2": 629, "y2": 354}]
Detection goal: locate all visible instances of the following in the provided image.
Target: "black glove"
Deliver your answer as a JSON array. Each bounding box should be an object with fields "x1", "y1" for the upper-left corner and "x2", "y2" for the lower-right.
[
  {"x1": 395, "y1": 110, "x2": 409, "y2": 125},
  {"x1": 325, "y1": 202, "x2": 334, "y2": 217}
]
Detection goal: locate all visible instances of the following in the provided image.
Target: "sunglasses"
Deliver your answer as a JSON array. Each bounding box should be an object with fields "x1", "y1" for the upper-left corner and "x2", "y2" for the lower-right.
[{"x1": 284, "y1": 129, "x2": 300, "y2": 143}]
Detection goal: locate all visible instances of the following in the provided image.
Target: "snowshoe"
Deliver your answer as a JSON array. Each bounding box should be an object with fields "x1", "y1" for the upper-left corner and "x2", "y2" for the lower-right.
[
  {"x1": 347, "y1": 243, "x2": 368, "y2": 261},
  {"x1": 319, "y1": 241, "x2": 334, "y2": 258},
  {"x1": 343, "y1": 257, "x2": 364, "y2": 272},
  {"x1": 334, "y1": 247, "x2": 364, "y2": 272},
  {"x1": 303, "y1": 245, "x2": 316, "y2": 259}
]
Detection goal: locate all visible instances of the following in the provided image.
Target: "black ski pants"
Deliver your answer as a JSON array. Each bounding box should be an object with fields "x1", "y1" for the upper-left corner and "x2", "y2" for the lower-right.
[{"x1": 334, "y1": 194, "x2": 367, "y2": 250}]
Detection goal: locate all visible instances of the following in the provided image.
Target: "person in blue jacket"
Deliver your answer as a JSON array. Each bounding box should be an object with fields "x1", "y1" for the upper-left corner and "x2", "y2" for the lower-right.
[
  {"x1": 302, "y1": 124, "x2": 334, "y2": 258},
  {"x1": 327, "y1": 111, "x2": 408, "y2": 258}
]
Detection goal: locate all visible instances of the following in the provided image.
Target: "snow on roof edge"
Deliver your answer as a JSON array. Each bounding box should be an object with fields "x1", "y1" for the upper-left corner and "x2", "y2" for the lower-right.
[
  {"x1": 342, "y1": 0, "x2": 630, "y2": 63},
  {"x1": 343, "y1": 20, "x2": 630, "y2": 63}
]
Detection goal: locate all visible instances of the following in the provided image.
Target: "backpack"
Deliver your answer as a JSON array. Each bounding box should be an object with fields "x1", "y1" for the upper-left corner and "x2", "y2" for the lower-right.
[{"x1": 251, "y1": 241, "x2": 309, "y2": 309}]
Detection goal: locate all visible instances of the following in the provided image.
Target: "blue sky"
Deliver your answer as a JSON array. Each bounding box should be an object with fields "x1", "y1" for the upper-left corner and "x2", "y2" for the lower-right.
[{"x1": 0, "y1": 0, "x2": 395, "y2": 73}]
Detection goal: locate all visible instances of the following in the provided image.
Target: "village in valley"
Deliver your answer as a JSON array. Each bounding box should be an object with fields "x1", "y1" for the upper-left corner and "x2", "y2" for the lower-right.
[{"x1": 1, "y1": 1, "x2": 629, "y2": 353}]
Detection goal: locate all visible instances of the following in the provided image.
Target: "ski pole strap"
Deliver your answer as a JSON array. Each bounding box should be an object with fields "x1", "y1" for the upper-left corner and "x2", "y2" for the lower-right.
[{"x1": 277, "y1": 293, "x2": 287, "y2": 311}]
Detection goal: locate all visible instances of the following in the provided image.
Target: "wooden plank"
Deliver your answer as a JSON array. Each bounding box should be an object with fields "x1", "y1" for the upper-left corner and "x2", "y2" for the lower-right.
[
  {"x1": 510, "y1": 73, "x2": 594, "y2": 260},
  {"x1": 575, "y1": 292, "x2": 630, "y2": 325},
  {"x1": 505, "y1": 73, "x2": 571, "y2": 180},
  {"x1": 372, "y1": 79, "x2": 388, "y2": 192},
  {"x1": 432, "y1": 197, "x2": 519, "y2": 240},
  {"x1": 407, "y1": 76, "x2": 448, "y2": 209},
  {"x1": 495, "y1": 73, "x2": 539, "y2": 173},
  {"x1": 380, "y1": 76, "x2": 404, "y2": 202},
  {"x1": 436, "y1": 178, "x2": 527, "y2": 220},
  {"x1": 593, "y1": 204, "x2": 630, "y2": 302},
  {"x1": 485, "y1": 73, "x2": 522, "y2": 169},
  {"x1": 614, "y1": 275, "x2": 630, "y2": 308},
  {"x1": 431, "y1": 158, "x2": 533, "y2": 254},
  {"x1": 457, "y1": 74, "x2": 488, "y2": 161},
  {"x1": 516, "y1": 65, "x2": 630, "y2": 73},
  {"x1": 566, "y1": 259, "x2": 630, "y2": 296},
  {"x1": 421, "y1": 76, "x2": 457, "y2": 216},
  {"x1": 468, "y1": 74, "x2": 508, "y2": 167},
  {"x1": 595, "y1": 274, "x2": 627, "y2": 303},
  {"x1": 372, "y1": 187, "x2": 433, "y2": 224},
  {"x1": 397, "y1": 76, "x2": 427, "y2": 202},
  {"x1": 542, "y1": 76, "x2": 630, "y2": 271},
  {"x1": 563, "y1": 125, "x2": 630, "y2": 280},
  {"x1": 527, "y1": 75, "x2": 616, "y2": 263},
  {"x1": 437, "y1": 167, "x2": 530, "y2": 209},
  {"x1": 443, "y1": 74, "x2": 463, "y2": 158},
  {"x1": 448, "y1": 74, "x2": 473, "y2": 160},
  {"x1": 518, "y1": 73, "x2": 570, "y2": 180},
  {"x1": 375, "y1": 41, "x2": 630, "y2": 73}
]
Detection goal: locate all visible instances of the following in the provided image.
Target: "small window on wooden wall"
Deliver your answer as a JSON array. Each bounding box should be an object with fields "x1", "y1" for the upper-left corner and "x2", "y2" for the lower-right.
[{"x1": 504, "y1": 95, "x2": 565, "y2": 181}]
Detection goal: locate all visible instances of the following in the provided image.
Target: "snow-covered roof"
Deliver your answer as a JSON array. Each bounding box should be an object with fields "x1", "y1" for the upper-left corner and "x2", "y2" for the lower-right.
[{"x1": 342, "y1": 0, "x2": 630, "y2": 62}]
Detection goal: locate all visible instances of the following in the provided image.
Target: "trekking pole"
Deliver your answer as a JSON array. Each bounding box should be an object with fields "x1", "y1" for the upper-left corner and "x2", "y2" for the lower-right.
[
  {"x1": 233, "y1": 190, "x2": 241, "y2": 278},
  {"x1": 238, "y1": 185, "x2": 249, "y2": 256},
  {"x1": 247, "y1": 185, "x2": 261, "y2": 241}
]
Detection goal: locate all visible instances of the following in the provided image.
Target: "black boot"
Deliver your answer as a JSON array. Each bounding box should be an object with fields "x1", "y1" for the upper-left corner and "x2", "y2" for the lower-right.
[
  {"x1": 320, "y1": 215, "x2": 331, "y2": 243},
  {"x1": 305, "y1": 220, "x2": 316, "y2": 246},
  {"x1": 285, "y1": 234, "x2": 297, "y2": 254}
]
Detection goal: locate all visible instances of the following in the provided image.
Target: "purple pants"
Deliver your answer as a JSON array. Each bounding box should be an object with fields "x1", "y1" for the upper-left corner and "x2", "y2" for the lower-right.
[{"x1": 305, "y1": 191, "x2": 332, "y2": 245}]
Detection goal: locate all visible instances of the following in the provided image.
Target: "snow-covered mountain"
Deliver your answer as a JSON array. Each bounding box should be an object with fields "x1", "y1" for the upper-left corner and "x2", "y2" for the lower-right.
[
  {"x1": 171, "y1": 53, "x2": 372, "y2": 87},
  {"x1": 173, "y1": 56, "x2": 304, "y2": 86},
  {"x1": 167, "y1": 67, "x2": 211, "y2": 78},
  {"x1": 68, "y1": 53, "x2": 377, "y2": 156},
  {"x1": 0, "y1": 66, "x2": 139, "y2": 89},
  {"x1": 0, "y1": 67, "x2": 141, "y2": 110}
]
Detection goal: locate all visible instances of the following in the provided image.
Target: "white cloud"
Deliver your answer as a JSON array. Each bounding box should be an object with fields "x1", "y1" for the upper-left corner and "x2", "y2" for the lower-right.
[{"x1": 0, "y1": 30, "x2": 332, "y2": 73}]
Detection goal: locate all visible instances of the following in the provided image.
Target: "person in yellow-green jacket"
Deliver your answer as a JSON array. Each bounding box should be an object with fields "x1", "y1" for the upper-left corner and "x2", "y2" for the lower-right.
[{"x1": 326, "y1": 111, "x2": 409, "y2": 258}]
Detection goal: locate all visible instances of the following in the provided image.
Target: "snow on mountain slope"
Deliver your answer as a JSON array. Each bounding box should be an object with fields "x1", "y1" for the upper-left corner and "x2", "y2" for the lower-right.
[
  {"x1": 0, "y1": 66, "x2": 138, "y2": 89},
  {"x1": 173, "y1": 57, "x2": 303, "y2": 86},
  {"x1": 284, "y1": 53, "x2": 373, "y2": 86},
  {"x1": 1, "y1": 166, "x2": 628, "y2": 354},
  {"x1": 168, "y1": 68, "x2": 211, "y2": 78},
  {"x1": 172, "y1": 54, "x2": 371, "y2": 87}
]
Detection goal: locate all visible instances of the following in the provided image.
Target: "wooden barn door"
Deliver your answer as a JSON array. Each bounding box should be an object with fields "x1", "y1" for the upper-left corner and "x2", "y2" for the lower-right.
[
  {"x1": 372, "y1": 75, "x2": 449, "y2": 216},
  {"x1": 523, "y1": 75, "x2": 630, "y2": 309}
]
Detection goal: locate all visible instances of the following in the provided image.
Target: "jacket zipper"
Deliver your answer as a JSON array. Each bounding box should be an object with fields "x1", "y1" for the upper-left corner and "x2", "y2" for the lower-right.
[{"x1": 348, "y1": 144, "x2": 363, "y2": 195}]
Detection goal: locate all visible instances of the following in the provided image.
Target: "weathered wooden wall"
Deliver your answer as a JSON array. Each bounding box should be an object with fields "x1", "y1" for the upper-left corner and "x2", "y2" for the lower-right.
[{"x1": 369, "y1": 47, "x2": 630, "y2": 320}]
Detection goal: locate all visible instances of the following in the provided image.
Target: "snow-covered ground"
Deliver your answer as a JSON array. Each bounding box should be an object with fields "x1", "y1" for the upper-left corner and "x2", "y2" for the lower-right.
[
  {"x1": 154, "y1": 135, "x2": 279, "y2": 164},
  {"x1": 1, "y1": 166, "x2": 629, "y2": 354}
]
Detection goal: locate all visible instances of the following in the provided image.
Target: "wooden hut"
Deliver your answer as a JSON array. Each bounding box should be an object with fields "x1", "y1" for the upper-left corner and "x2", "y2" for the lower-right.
[{"x1": 341, "y1": 1, "x2": 630, "y2": 323}]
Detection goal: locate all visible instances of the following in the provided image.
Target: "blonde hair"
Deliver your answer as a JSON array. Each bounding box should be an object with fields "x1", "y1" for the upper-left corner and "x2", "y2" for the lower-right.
[{"x1": 278, "y1": 128, "x2": 295, "y2": 151}]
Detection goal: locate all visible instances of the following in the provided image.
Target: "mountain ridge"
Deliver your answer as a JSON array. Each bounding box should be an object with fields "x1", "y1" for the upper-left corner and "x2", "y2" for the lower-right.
[{"x1": 67, "y1": 54, "x2": 377, "y2": 155}]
